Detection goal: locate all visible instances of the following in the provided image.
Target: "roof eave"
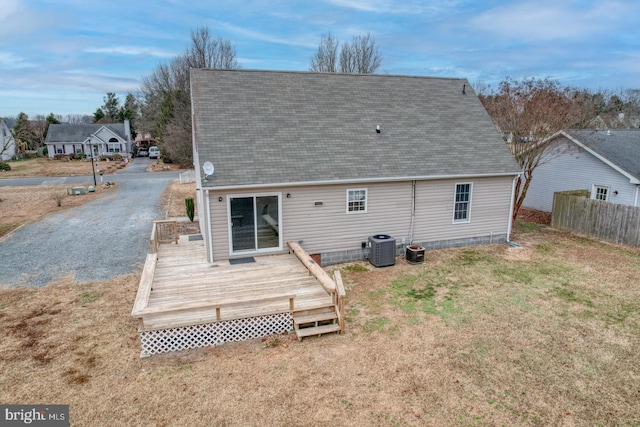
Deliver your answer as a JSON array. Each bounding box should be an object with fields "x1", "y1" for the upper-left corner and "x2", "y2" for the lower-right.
[{"x1": 199, "y1": 171, "x2": 523, "y2": 191}]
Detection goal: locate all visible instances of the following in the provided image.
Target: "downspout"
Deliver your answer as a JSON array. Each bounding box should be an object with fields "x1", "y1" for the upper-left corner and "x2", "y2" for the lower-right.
[
  {"x1": 408, "y1": 180, "x2": 416, "y2": 244},
  {"x1": 206, "y1": 190, "x2": 214, "y2": 263},
  {"x1": 635, "y1": 185, "x2": 640, "y2": 207},
  {"x1": 506, "y1": 174, "x2": 518, "y2": 242}
]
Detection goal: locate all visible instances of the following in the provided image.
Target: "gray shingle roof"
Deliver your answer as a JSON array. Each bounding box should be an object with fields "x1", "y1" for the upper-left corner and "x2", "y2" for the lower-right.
[
  {"x1": 191, "y1": 69, "x2": 521, "y2": 188},
  {"x1": 565, "y1": 129, "x2": 640, "y2": 181},
  {"x1": 45, "y1": 123, "x2": 127, "y2": 143}
]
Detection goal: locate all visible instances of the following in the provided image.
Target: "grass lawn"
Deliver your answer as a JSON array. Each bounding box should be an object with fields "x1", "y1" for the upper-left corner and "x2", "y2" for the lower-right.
[{"x1": 0, "y1": 223, "x2": 638, "y2": 426}]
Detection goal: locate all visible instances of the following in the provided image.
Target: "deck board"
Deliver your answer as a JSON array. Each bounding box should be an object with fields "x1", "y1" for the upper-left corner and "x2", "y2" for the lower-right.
[{"x1": 136, "y1": 236, "x2": 334, "y2": 331}]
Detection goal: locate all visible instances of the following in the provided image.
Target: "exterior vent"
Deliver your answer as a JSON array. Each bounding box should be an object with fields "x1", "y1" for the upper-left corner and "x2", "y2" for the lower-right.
[{"x1": 368, "y1": 234, "x2": 396, "y2": 267}]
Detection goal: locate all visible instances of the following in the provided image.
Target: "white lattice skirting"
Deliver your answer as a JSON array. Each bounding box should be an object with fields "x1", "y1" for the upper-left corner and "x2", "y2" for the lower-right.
[{"x1": 139, "y1": 313, "x2": 293, "y2": 356}]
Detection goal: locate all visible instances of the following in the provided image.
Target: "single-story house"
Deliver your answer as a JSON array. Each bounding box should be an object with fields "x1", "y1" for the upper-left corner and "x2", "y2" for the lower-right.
[
  {"x1": 523, "y1": 129, "x2": 640, "y2": 212},
  {"x1": 190, "y1": 69, "x2": 522, "y2": 265},
  {"x1": 45, "y1": 120, "x2": 132, "y2": 158},
  {"x1": 0, "y1": 118, "x2": 16, "y2": 161}
]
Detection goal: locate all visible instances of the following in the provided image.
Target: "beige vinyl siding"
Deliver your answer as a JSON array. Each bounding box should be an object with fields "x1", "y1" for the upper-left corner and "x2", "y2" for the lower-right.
[
  {"x1": 207, "y1": 176, "x2": 513, "y2": 260},
  {"x1": 282, "y1": 182, "x2": 412, "y2": 254},
  {"x1": 413, "y1": 176, "x2": 513, "y2": 242},
  {"x1": 209, "y1": 193, "x2": 231, "y2": 260}
]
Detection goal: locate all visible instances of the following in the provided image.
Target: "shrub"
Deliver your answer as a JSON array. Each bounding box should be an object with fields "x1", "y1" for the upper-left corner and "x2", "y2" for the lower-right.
[
  {"x1": 185, "y1": 197, "x2": 195, "y2": 222},
  {"x1": 54, "y1": 154, "x2": 66, "y2": 160},
  {"x1": 73, "y1": 153, "x2": 87, "y2": 160},
  {"x1": 0, "y1": 161, "x2": 10, "y2": 171},
  {"x1": 99, "y1": 154, "x2": 123, "y2": 162}
]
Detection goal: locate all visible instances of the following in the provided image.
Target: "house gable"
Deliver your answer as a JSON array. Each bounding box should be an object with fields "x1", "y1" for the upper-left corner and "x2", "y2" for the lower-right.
[
  {"x1": 93, "y1": 126, "x2": 125, "y2": 144},
  {"x1": 523, "y1": 129, "x2": 640, "y2": 211},
  {"x1": 561, "y1": 130, "x2": 640, "y2": 184}
]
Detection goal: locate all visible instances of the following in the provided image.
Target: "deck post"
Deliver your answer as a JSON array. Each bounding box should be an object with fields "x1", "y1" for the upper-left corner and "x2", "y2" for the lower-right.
[{"x1": 334, "y1": 270, "x2": 346, "y2": 333}]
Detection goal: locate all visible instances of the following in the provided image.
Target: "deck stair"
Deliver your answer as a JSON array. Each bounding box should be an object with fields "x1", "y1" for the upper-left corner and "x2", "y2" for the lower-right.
[{"x1": 293, "y1": 304, "x2": 341, "y2": 340}]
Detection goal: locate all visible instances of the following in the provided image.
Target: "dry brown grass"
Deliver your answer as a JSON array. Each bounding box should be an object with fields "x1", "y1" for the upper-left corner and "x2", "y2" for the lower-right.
[
  {"x1": 147, "y1": 161, "x2": 186, "y2": 173},
  {"x1": 161, "y1": 179, "x2": 196, "y2": 218},
  {"x1": 0, "y1": 185, "x2": 111, "y2": 238},
  {"x1": 1, "y1": 225, "x2": 638, "y2": 426},
  {"x1": 0, "y1": 158, "x2": 133, "y2": 178}
]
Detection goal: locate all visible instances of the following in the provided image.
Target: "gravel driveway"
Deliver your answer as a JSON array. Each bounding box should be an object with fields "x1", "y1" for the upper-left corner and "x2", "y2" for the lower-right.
[{"x1": 0, "y1": 161, "x2": 179, "y2": 287}]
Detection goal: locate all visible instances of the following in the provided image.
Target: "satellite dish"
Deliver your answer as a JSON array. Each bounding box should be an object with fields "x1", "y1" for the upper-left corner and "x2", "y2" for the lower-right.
[{"x1": 203, "y1": 161, "x2": 214, "y2": 176}]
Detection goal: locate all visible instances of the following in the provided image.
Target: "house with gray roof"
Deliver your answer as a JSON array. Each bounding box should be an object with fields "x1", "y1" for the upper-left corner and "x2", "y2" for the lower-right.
[
  {"x1": 190, "y1": 69, "x2": 522, "y2": 265},
  {"x1": 523, "y1": 129, "x2": 640, "y2": 212},
  {"x1": 0, "y1": 118, "x2": 16, "y2": 161},
  {"x1": 45, "y1": 121, "x2": 131, "y2": 158}
]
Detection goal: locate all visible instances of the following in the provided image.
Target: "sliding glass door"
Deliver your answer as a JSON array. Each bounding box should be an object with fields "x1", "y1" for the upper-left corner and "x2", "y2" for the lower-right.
[{"x1": 229, "y1": 194, "x2": 281, "y2": 253}]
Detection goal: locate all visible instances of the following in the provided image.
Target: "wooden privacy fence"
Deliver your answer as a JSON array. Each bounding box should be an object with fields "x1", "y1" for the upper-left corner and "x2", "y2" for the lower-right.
[{"x1": 551, "y1": 191, "x2": 640, "y2": 247}]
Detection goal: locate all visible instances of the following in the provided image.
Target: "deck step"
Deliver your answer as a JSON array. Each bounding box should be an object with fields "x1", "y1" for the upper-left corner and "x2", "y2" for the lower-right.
[
  {"x1": 293, "y1": 311, "x2": 337, "y2": 325},
  {"x1": 295, "y1": 323, "x2": 341, "y2": 339}
]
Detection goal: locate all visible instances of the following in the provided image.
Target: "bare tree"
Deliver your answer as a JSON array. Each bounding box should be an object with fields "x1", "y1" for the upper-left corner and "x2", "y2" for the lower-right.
[
  {"x1": 186, "y1": 27, "x2": 239, "y2": 70},
  {"x1": 341, "y1": 33, "x2": 382, "y2": 74},
  {"x1": 310, "y1": 33, "x2": 382, "y2": 74},
  {"x1": 140, "y1": 27, "x2": 239, "y2": 165},
  {"x1": 310, "y1": 33, "x2": 338, "y2": 72},
  {"x1": 479, "y1": 78, "x2": 593, "y2": 222}
]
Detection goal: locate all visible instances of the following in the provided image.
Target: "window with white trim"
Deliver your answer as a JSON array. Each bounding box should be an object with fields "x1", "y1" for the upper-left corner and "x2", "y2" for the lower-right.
[
  {"x1": 108, "y1": 143, "x2": 121, "y2": 153},
  {"x1": 593, "y1": 185, "x2": 609, "y2": 201},
  {"x1": 453, "y1": 183, "x2": 472, "y2": 223},
  {"x1": 347, "y1": 189, "x2": 367, "y2": 214}
]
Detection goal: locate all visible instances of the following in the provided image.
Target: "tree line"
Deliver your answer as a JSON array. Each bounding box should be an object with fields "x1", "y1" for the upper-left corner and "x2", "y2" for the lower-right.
[{"x1": 4, "y1": 26, "x2": 639, "y2": 217}]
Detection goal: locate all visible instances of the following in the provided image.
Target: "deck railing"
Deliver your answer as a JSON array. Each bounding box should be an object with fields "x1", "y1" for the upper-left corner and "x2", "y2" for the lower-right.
[
  {"x1": 150, "y1": 220, "x2": 178, "y2": 254},
  {"x1": 287, "y1": 241, "x2": 345, "y2": 333},
  {"x1": 135, "y1": 293, "x2": 296, "y2": 319}
]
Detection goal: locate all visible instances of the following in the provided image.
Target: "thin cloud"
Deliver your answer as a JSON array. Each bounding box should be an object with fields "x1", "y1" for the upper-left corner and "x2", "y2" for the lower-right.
[
  {"x1": 325, "y1": 0, "x2": 460, "y2": 15},
  {"x1": 216, "y1": 21, "x2": 318, "y2": 48},
  {"x1": 470, "y1": 1, "x2": 628, "y2": 42},
  {"x1": 86, "y1": 46, "x2": 177, "y2": 58},
  {"x1": 0, "y1": 51, "x2": 34, "y2": 69}
]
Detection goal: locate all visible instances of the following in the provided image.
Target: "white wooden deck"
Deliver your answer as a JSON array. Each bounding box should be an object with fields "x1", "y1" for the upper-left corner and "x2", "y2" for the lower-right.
[{"x1": 133, "y1": 235, "x2": 334, "y2": 332}]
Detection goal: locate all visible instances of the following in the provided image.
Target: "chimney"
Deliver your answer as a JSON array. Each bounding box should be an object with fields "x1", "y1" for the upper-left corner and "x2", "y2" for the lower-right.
[{"x1": 124, "y1": 119, "x2": 131, "y2": 141}]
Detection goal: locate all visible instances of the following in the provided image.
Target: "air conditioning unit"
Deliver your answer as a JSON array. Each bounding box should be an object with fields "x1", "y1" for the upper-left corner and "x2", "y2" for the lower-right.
[{"x1": 368, "y1": 234, "x2": 396, "y2": 267}]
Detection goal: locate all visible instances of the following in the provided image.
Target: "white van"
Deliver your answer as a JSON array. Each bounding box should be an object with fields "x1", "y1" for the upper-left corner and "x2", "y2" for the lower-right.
[{"x1": 148, "y1": 146, "x2": 160, "y2": 159}]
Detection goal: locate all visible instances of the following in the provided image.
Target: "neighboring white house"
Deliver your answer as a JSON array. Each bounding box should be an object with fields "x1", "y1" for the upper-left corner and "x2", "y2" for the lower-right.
[
  {"x1": 190, "y1": 70, "x2": 522, "y2": 265},
  {"x1": 0, "y1": 118, "x2": 16, "y2": 161},
  {"x1": 45, "y1": 120, "x2": 132, "y2": 158},
  {"x1": 524, "y1": 129, "x2": 640, "y2": 212}
]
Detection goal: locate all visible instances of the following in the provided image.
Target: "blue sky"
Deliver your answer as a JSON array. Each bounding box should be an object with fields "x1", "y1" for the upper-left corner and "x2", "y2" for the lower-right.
[{"x1": 1, "y1": 0, "x2": 639, "y2": 117}]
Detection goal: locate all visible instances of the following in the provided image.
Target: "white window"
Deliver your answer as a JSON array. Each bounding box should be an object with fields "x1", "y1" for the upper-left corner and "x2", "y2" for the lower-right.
[
  {"x1": 453, "y1": 183, "x2": 472, "y2": 223},
  {"x1": 108, "y1": 143, "x2": 121, "y2": 153},
  {"x1": 593, "y1": 185, "x2": 609, "y2": 201},
  {"x1": 347, "y1": 189, "x2": 367, "y2": 214}
]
